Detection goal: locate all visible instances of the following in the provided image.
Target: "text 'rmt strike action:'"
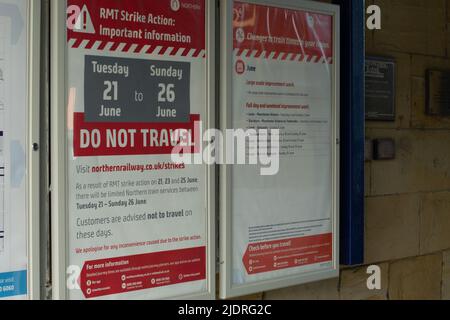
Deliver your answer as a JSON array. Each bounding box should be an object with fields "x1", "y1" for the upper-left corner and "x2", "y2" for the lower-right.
[{"x1": 100, "y1": 8, "x2": 176, "y2": 26}]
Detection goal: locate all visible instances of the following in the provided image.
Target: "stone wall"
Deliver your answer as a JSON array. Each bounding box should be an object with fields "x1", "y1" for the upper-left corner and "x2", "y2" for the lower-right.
[{"x1": 362, "y1": 0, "x2": 450, "y2": 300}]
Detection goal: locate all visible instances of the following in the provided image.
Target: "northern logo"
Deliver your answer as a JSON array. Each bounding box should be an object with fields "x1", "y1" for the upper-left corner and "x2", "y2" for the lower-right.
[
  {"x1": 171, "y1": 0, "x2": 181, "y2": 12},
  {"x1": 236, "y1": 28, "x2": 245, "y2": 43}
]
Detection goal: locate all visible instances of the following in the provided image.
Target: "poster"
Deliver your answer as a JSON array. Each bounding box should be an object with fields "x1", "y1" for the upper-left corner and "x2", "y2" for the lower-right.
[
  {"x1": 0, "y1": 0, "x2": 28, "y2": 300},
  {"x1": 224, "y1": 0, "x2": 339, "y2": 293},
  {"x1": 66, "y1": 0, "x2": 210, "y2": 299}
]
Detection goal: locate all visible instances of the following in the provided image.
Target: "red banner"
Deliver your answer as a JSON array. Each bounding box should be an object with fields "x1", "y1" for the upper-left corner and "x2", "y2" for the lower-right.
[
  {"x1": 67, "y1": 0, "x2": 205, "y2": 55},
  {"x1": 73, "y1": 113, "x2": 201, "y2": 157},
  {"x1": 233, "y1": 1, "x2": 333, "y2": 60},
  {"x1": 80, "y1": 246, "x2": 206, "y2": 299},
  {"x1": 242, "y1": 234, "x2": 333, "y2": 275}
]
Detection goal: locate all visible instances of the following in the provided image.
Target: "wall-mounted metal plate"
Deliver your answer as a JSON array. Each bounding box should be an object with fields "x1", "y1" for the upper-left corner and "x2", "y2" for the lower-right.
[
  {"x1": 373, "y1": 139, "x2": 396, "y2": 161},
  {"x1": 426, "y1": 69, "x2": 450, "y2": 116}
]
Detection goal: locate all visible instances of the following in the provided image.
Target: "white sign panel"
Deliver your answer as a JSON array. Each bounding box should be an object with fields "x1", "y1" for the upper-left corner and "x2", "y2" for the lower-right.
[
  {"x1": 52, "y1": 0, "x2": 215, "y2": 300},
  {"x1": 220, "y1": 0, "x2": 340, "y2": 298},
  {"x1": 0, "y1": 0, "x2": 31, "y2": 300},
  {"x1": 0, "y1": 0, "x2": 28, "y2": 300}
]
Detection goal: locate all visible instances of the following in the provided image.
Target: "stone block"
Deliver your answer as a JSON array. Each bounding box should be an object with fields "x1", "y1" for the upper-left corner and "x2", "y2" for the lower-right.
[
  {"x1": 389, "y1": 254, "x2": 442, "y2": 300},
  {"x1": 367, "y1": 129, "x2": 450, "y2": 195},
  {"x1": 263, "y1": 278, "x2": 339, "y2": 300},
  {"x1": 373, "y1": 0, "x2": 446, "y2": 57},
  {"x1": 340, "y1": 263, "x2": 389, "y2": 300},
  {"x1": 420, "y1": 191, "x2": 450, "y2": 254},
  {"x1": 365, "y1": 194, "x2": 420, "y2": 263}
]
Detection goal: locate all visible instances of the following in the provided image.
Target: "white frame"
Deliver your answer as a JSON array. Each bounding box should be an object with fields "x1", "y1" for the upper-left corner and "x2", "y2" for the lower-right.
[
  {"x1": 50, "y1": 0, "x2": 216, "y2": 300},
  {"x1": 27, "y1": 0, "x2": 41, "y2": 300},
  {"x1": 219, "y1": 0, "x2": 340, "y2": 299}
]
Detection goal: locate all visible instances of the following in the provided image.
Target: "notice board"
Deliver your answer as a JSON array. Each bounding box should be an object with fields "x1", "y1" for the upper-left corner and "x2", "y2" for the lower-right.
[
  {"x1": 220, "y1": 0, "x2": 340, "y2": 298},
  {"x1": 51, "y1": 0, "x2": 215, "y2": 300},
  {"x1": 365, "y1": 56, "x2": 396, "y2": 121}
]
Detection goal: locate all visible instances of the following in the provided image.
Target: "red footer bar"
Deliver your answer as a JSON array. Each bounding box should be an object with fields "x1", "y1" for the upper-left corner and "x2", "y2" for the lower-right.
[{"x1": 79, "y1": 246, "x2": 206, "y2": 298}]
